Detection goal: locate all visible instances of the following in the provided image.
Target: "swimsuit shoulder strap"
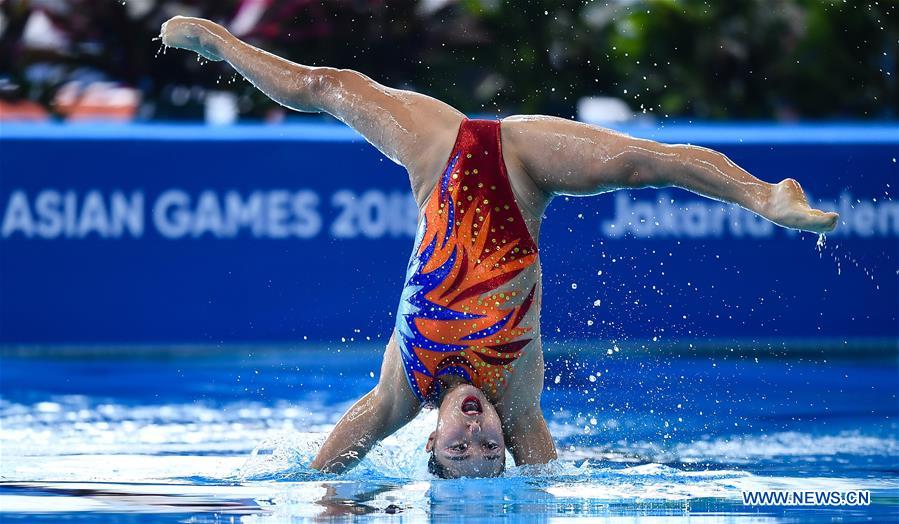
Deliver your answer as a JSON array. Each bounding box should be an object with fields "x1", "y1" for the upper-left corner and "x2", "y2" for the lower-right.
[
  {"x1": 454, "y1": 118, "x2": 502, "y2": 158},
  {"x1": 451, "y1": 118, "x2": 515, "y2": 189}
]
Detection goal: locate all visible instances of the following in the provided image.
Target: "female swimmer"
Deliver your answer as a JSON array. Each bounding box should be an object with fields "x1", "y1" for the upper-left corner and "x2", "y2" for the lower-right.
[{"x1": 160, "y1": 16, "x2": 837, "y2": 478}]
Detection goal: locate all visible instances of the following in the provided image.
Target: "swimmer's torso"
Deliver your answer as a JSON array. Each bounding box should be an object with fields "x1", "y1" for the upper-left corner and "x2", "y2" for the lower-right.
[{"x1": 395, "y1": 119, "x2": 542, "y2": 405}]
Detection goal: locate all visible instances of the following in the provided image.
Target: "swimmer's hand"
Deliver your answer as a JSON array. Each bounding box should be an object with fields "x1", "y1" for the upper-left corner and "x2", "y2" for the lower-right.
[
  {"x1": 764, "y1": 178, "x2": 839, "y2": 233},
  {"x1": 160, "y1": 16, "x2": 227, "y2": 62}
]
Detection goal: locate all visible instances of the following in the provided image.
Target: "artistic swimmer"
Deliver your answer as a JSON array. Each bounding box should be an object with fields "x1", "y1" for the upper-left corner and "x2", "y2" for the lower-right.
[{"x1": 160, "y1": 16, "x2": 838, "y2": 478}]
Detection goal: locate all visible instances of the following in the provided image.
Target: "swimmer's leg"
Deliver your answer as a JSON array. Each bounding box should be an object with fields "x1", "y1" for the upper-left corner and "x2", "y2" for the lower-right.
[
  {"x1": 501, "y1": 115, "x2": 839, "y2": 234},
  {"x1": 160, "y1": 16, "x2": 465, "y2": 203}
]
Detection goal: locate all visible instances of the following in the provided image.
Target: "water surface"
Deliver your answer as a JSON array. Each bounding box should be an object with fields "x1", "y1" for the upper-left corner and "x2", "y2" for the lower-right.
[{"x1": 1, "y1": 345, "x2": 897, "y2": 521}]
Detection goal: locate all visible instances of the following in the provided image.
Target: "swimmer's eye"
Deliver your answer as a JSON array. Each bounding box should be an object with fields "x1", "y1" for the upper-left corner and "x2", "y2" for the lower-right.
[
  {"x1": 483, "y1": 441, "x2": 500, "y2": 451},
  {"x1": 449, "y1": 443, "x2": 468, "y2": 452}
]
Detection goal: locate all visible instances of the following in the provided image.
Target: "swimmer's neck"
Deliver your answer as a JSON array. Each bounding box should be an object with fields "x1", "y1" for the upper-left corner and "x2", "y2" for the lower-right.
[
  {"x1": 440, "y1": 376, "x2": 470, "y2": 389},
  {"x1": 435, "y1": 376, "x2": 474, "y2": 404}
]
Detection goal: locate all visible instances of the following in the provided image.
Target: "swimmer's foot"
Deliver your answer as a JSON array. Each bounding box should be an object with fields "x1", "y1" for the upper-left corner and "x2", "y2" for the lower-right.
[
  {"x1": 763, "y1": 178, "x2": 839, "y2": 233},
  {"x1": 159, "y1": 16, "x2": 226, "y2": 62}
]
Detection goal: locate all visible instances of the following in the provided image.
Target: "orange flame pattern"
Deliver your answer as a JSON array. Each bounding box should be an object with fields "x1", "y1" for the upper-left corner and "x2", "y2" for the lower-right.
[{"x1": 396, "y1": 119, "x2": 540, "y2": 402}]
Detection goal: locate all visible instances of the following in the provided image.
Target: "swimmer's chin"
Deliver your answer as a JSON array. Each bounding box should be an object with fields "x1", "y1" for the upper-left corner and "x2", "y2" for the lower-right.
[{"x1": 435, "y1": 382, "x2": 486, "y2": 409}]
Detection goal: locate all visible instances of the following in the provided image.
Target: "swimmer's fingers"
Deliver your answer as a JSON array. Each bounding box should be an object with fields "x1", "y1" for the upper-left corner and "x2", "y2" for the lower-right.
[{"x1": 160, "y1": 16, "x2": 225, "y2": 62}]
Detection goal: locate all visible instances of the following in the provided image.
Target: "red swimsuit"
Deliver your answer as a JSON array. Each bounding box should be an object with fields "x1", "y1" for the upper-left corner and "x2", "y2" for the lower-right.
[{"x1": 395, "y1": 119, "x2": 539, "y2": 404}]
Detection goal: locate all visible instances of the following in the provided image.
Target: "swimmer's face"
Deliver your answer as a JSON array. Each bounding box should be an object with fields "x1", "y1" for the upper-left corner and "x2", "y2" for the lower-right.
[{"x1": 426, "y1": 384, "x2": 505, "y2": 478}]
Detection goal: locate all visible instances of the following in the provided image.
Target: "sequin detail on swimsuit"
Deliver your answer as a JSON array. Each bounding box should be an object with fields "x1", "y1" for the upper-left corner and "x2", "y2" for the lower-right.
[{"x1": 395, "y1": 119, "x2": 539, "y2": 404}]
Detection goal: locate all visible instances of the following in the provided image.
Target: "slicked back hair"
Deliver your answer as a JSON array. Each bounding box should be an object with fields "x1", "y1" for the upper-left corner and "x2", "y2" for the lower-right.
[
  {"x1": 428, "y1": 450, "x2": 506, "y2": 478},
  {"x1": 428, "y1": 450, "x2": 453, "y2": 478}
]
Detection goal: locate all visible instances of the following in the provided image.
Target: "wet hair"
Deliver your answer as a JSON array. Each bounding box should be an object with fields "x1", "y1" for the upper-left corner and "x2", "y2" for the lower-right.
[
  {"x1": 428, "y1": 450, "x2": 452, "y2": 478},
  {"x1": 428, "y1": 450, "x2": 506, "y2": 479}
]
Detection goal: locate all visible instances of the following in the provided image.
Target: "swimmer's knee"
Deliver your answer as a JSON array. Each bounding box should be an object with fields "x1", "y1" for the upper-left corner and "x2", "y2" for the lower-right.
[
  {"x1": 304, "y1": 68, "x2": 342, "y2": 97},
  {"x1": 305, "y1": 68, "x2": 375, "y2": 104}
]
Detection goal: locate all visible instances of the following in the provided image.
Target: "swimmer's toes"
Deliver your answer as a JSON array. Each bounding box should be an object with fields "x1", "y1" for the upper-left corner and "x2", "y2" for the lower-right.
[
  {"x1": 804, "y1": 210, "x2": 839, "y2": 233},
  {"x1": 820, "y1": 211, "x2": 839, "y2": 232},
  {"x1": 159, "y1": 16, "x2": 223, "y2": 60}
]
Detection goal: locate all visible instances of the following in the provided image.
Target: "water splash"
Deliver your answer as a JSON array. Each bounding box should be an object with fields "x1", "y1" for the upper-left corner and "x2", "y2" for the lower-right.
[{"x1": 816, "y1": 233, "x2": 826, "y2": 253}]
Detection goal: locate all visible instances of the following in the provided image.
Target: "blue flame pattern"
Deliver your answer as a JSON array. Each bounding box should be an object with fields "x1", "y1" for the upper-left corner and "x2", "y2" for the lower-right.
[{"x1": 395, "y1": 153, "x2": 487, "y2": 401}]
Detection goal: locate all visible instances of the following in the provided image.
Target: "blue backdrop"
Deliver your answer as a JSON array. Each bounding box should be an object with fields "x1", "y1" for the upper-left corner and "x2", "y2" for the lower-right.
[{"x1": 1, "y1": 122, "x2": 896, "y2": 347}]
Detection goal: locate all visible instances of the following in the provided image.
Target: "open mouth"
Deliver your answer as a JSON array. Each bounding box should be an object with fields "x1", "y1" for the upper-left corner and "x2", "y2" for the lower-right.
[{"x1": 461, "y1": 396, "x2": 482, "y2": 415}]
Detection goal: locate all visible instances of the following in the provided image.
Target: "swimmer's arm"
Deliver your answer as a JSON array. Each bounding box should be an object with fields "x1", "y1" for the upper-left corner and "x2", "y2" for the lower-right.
[
  {"x1": 503, "y1": 405, "x2": 558, "y2": 466},
  {"x1": 310, "y1": 387, "x2": 417, "y2": 473},
  {"x1": 502, "y1": 115, "x2": 838, "y2": 234},
  {"x1": 310, "y1": 341, "x2": 420, "y2": 473}
]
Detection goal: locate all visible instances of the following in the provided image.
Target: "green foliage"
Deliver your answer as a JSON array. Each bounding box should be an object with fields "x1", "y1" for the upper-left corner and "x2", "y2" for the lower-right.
[
  {"x1": 409, "y1": 0, "x2": 896, "y2": 119},
  {"x1": 2, "y1": 0, "x2": 895, "y2": 120},
  {"x1": 602, "y1": 0, "x2": 897, "y2": 119}
]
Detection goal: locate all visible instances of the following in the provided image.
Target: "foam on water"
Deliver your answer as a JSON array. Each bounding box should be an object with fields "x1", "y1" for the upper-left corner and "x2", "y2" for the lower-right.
[
  {"x1": 625, "y1": 430, "x2": 899, "y2": 464},
  {"x1": 4, "y1": 397, "x2": 897, "y2": 489},
  {"x1": 0, "y1": 397, "x2": 337, "y2": 457},
  {"x1": 2, "y1": 352, "x2": 897, "y2": 520}
]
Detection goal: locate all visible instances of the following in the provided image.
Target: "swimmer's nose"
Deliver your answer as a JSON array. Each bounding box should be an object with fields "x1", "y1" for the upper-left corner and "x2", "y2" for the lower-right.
[{"x1": 468, "y1": 420, "x2": 481, "y2": 434}]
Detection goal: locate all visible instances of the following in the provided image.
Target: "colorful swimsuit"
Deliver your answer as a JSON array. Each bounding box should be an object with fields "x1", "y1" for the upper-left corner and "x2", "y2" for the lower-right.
[{"x1": 395, "y1": 118, "x2": 539, "y2": 404}]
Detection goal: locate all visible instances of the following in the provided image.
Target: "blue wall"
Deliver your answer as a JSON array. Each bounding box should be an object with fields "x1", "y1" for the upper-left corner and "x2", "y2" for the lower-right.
[{"x1": 1, "y1": 122, "x2": 896, "y2": 346}]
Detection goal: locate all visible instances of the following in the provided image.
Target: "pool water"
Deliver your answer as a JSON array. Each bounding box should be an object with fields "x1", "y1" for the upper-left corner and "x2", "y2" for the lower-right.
[{"x1": 1, "y1": 345, "x2": 897, "y2": 522}]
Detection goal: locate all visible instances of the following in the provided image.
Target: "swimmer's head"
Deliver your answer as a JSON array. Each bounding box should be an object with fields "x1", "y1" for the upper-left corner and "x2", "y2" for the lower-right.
[{"x1": 425, "y1": 383, "x2": 505, "y2": 478}]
